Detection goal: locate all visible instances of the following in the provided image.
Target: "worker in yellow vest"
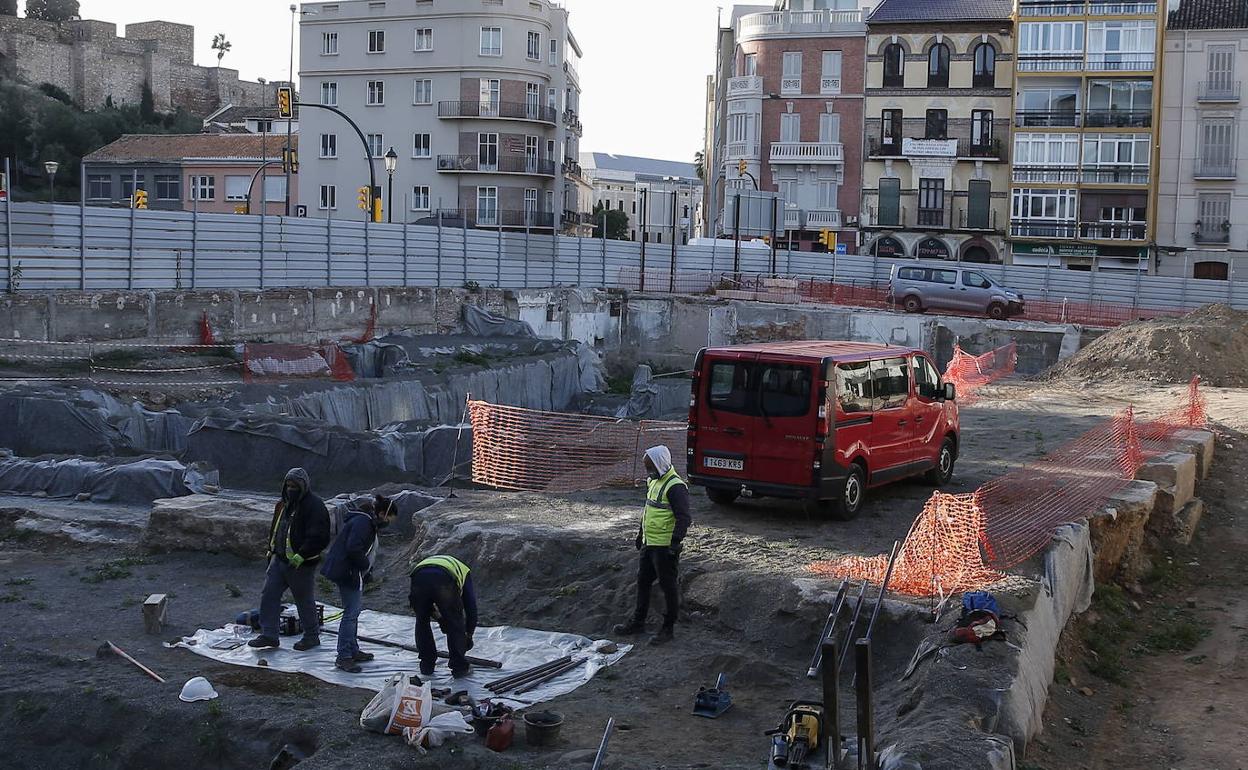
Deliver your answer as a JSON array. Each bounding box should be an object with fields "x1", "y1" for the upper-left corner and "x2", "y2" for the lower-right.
[
  {"x1": 409, "y1": 554, "x2": 478, "y2": 678},
  {"x1": 613, "y1": 445, "x2": 692, "y2": 646}
]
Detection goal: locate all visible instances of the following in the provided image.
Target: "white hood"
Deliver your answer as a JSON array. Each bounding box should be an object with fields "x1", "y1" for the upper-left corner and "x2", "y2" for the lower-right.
[{"x1": 644, "y1": 445, "x2": 673, "y2": 475}]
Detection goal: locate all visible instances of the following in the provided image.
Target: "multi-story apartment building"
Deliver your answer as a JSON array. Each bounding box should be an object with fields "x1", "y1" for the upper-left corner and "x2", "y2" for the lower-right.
[
  {"x1": 297, "y1": 0, "x2": 586, "y2": 233},
  {"x1": 860, "y1": 0, "x2": 1014, "y2": 263},
  {"x1": 708, "y1": 1, "x2": 868, "y2": 253},
  {"x1": 1156, "y1": 0, "x2": 1248, "y2": 280},
  {"x1": 581, "y1": 153, "x2": 704, "y2": 244},
  {"x1": 1008, "y1": 0, "x2": 1163, "y2": 272}
]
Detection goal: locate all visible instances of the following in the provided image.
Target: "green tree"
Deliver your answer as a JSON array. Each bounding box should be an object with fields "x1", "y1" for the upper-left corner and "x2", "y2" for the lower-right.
[
  {"x1": 211, "y1": 33, "x2": 232, "y2": 69},
  {"x1": 24, "y1": 0, "x2": 79, "y2": 21},
  {"x1": 140, "y1": 80, "x2": 155, "y2": 121},
  {"x1": 694, "y1": 150, "x2": 705, "y2": 182},
  {"x1": 591, "y1": 201, "x2": 630, "y2": 240},
  {"x1": 1, "y1": 0, "x2": 19, "y2": 17}
]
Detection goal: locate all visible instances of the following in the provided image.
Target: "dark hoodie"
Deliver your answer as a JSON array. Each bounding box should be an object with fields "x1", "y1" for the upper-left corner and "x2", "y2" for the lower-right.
[{"x1": 268, "y1": 468, "x2": 332, "y2": 564}]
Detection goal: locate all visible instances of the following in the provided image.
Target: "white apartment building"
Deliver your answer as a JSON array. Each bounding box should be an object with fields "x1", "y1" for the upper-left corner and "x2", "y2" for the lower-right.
[
  {"x1": 1157, "y1": 0, "x2": 1248, "y2": 281},
  {"x1": 581, "y1": 153, "x2": 704, "y2": 243},
  {"x1": 297, "y1": 0, "x2": 587, "y2": 232}
]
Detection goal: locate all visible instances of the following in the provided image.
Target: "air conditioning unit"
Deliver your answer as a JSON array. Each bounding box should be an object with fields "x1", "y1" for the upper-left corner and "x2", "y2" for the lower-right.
[
  {"x1": 437, "y1": 156, "x2": 456, "y2": 171},
  {"x1": 846, "y1": 216, "x2": 858, "y2": 226}
]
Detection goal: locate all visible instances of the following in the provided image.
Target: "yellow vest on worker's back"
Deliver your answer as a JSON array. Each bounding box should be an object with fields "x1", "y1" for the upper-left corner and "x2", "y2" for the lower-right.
[
  {"x1": 414, "y1": 555, "x2": 470, "y2": 592},
  {"x1": 642, "y1": 467, "x2": 687, "y2": 547}
]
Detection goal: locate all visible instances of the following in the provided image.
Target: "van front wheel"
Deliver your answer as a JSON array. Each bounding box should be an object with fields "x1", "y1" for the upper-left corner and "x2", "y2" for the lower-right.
[
  {"x1": 832, "y1": 465, "x2": 866, "y2": 521},
  {"x1": 706, "y1": 487, "x2": 738, "y2": 506},
  {"x1": 925, "y1": 438, "x2": 956, "y2": 486},
  {"x1": 987, "y1": 302, "x2": 1006, "y2": 320}
]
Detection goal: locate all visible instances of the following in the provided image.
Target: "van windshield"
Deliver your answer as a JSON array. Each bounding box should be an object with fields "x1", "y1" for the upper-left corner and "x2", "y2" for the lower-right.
[{"x1": 707, "y1": 361, "x2": 812, "y2": 418}]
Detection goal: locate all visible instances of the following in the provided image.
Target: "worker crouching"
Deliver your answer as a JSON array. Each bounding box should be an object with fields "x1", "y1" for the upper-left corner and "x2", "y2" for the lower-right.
[{"x1": 409, "y1": 555, "x2": 478, "y2": 678}]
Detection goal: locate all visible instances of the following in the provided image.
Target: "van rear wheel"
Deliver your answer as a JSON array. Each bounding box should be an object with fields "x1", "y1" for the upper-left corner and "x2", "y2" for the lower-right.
[
  {"x1": 832, "y1": 465, "x2": 866, "y2": 521},
  {"x1": 903, "y1": 296, "x2": 923, "y2": 314},
  {"x1": 706, "y1": 487, "x2": 738, "y2": 506}
]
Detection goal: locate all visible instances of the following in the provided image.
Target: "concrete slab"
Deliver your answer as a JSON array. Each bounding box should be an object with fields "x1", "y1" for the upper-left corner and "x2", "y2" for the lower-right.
[
  {"x1": 141, "y1": 494, "x2": 272, "y2": 559},
  {"x1": 52, "y1": 292, "x2": 150, "y2": 341},
  {"x1": 0, "y1": 293, "x2": 50, "y2": 341},
  {"x1": 374, "y1": 287, "x2": 437, "y2": 333},
  {"x1": 1172, "y1": 498, "x2": 1205, "y2": 546},
  {"x1": 1170, "y1": 428, "x2": 1216, "y2": 480},
  {"x1": 151, "y1": 290, "x2": 237, "y2": 342},
  {"x1": 312, "y1": 288, "x2": 376, "y2": 335},
  {"x1": 235, "y1": 289, "x2": 312, "y2": 339},
  {"x1": 1137, "y1": 451, "x2": 1197, "y2": 523},
  {"x1": 1088, "y1": 480, "x2": 1158, "y2": 583}
]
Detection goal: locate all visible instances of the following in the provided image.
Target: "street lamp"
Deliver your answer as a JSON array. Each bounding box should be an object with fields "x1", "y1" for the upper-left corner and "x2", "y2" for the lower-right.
[
  {"x1": 384, "y1": 146, "x2": 398, "y2": 224},
  {"x1": 43, "y1": 160, "x2": 59, "y2": 202}
]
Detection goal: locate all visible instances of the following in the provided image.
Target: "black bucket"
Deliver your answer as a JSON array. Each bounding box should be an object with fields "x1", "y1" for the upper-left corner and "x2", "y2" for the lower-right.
[{"x1": 523, "y1": 711, "x2": 564, "y2": 747}]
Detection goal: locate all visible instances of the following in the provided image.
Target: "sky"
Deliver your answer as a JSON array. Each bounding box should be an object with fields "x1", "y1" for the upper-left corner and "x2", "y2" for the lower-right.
[{"x1": 74, "y1": 0, "x2": 727, "y2": 164}]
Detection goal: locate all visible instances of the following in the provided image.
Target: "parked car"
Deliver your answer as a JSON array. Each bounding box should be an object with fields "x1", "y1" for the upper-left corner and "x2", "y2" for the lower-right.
[
  {"x1": 889, "y1": 264, "x2": 1025, "y2": 319},
  {"x1": 687, "y1": 341, "x2": 959, "y2": 519}
]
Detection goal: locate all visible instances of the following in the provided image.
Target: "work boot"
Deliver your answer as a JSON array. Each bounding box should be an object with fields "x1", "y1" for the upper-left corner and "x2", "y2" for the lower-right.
[
  {"x1": 419, "y1": 661, "x2": 436, "y2": 677},
  {"x1": 648, "y1": 626, "x2": 675, "y2": 646},
  {"x1": 352, "y1": 651, "x2": 375, "y2": 663},
  {"x1": 334, "y1": 657, "x2": 363, "y2": 674},
  {"x1": 248, "y1": 636, "x2": 280, "y2": 649},
  {"x1": 612, "y1": 619, "x2": 646, "y2": 636},
  {"x1": 451, "y1": 664, "x2": 473, "y2": 679},
  {"x1": 293, "y1": 636, "x2": 321, "y2": 652}
]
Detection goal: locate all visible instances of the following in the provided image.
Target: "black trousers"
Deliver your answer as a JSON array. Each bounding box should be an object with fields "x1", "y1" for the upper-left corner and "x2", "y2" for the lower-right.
[
  {"x1": 632, "y1": 546, "x2": 680, "y2": 629},
  {"x1": 409, "y1": 568, "x2": 468, "y2": 673}
]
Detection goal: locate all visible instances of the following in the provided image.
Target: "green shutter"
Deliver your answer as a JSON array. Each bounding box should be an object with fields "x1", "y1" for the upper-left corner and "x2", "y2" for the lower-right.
[
  {"x1": 879, "y1": 178, "x2": 900, "y2": 226},
  {"x1": 968, "y1": 180, "x2": 990, "y2": 230}
]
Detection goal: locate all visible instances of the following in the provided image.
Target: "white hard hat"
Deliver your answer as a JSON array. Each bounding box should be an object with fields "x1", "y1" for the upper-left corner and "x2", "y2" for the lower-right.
[{"x1": 179, "y1": 676, "x2": 219, "y2": 703}]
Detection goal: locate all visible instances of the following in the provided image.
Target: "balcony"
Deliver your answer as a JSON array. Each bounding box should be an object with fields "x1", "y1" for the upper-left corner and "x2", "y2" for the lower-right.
[
  {"x1": 769, "y1": 141, "x2": 844, "y2": 164},
  {"x1": 1013, "y1": 166, "x2": 1081, "y2": 183},
  {"x1": 736, "y1": 9, "x2": 864, "y2": 41},
  {"x1": 781, "y1": 76, "x2": 802, "y2": 95},
  {"x1": 727, "y1": 75, "x2": 763, "y2": 99},
  {"x1": 436, "y1": 155, "x2": 557, "y2": 177},
  {"x1": 438, "y1": 101, "x2": 557, "y2": 124},
  {"x1": 1081, "y1": 165, "x2": 1151, "y2": 184},
  {"x1": 1194, "y1": 159, "x2": 1237, "y2": 179},
  {"x1": 1085, "y1": 55, "x2": 1155, "y2": 72},
  {"x1": 1014, "y1": 110, "x2": 1081, "y2": 128},
  {"x1": 805, "y1": 209, "x2": 842, "y2": 229},
  {"x1": 863, "y1": 205, "x2": 907, "y2": 228},
  {"x1": 903, "y1": 138, "x2": 958, "y2": 158},
  {"x1": 960, "y1": 140, "x2": 1005, "y2": 160},
  {"x1": 725, "y1": 142, "x2": 760, "y2": 161},
  {"x1": 868, "y1": 137, "x2": 902, "y2": 157},
  {"x1": 562, "y1": 110, "x2": 583, "y2": 136},
  {"x1": 820, "y1": 76, "x2": 842, "y2": 95},
  {"x1": 1019, "y1": 1, "x2": 1086, "y2": 16},
  {"x1": 433, "y1": 208, "x2": 555, "y2": 230},
  {"x1": 1016, "y1": 55, "x2": 1084, "y2": 73},
  {"x1": 1080, "y1": 222, "x2": 1147, "y2": 240},
  {"x1": 958, "y1": 208, "x2": 1000, "y2": 231},
  {"x1": 783, "y1": 207, "x2": 802, "y2": 230},
  {"x1": 1194, "y1": 223, "x2": 1231, "y2": 244},
  {"x1": 1198, "y1": 81, "x2": 1241, "y2": 103},
  {"x1": 917, "y1": 207, "x2": 948, "y2": 228},
  {"x1": 1011, "y1": 220, "x2": 1078, "y2": 238},
  {"x1": 1018, "y1": 0, "x2": 1158, "y2": 15},
  {"x1": 562, "y1": 158, "x2": 583, "y2": 178},
  {"x1": 1084, "y1": 109, "x2": 1151, "y2": 128},
  {"x1": 1087, "y1": 1, "x2": 1158, "y2": 14}
]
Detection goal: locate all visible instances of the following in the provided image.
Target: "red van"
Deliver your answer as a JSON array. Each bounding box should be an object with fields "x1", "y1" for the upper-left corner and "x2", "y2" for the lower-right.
[{"x1": 687, "y1": 341, "x2": 959, "y2": 519}]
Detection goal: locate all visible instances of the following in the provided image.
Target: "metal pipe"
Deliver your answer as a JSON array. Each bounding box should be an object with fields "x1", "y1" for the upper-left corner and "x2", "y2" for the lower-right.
[
  {"x1": 669, "y1": 188, "x2": 677, "y2": 292},
  {"x1": 822, "y1": 639, "x2": 844, "y2": 770},
  {"x1": 591, "y1": 717, "x2": 616, "y2": 770},
  {"x1": 511, "y1": 657, "x2": 583, "y2": 695},
  {"x1": 855, "y1": 639, "x2": 876, "y2": 770},
  {"x1": 836, "y1": 581, "x2": 870, "y2": 674},
  {"x1": 485, "y1": 655, "x2": 573, "y2": 691},
  {"x1": 487, "y1": 657, "x2": 575, "y2": 693},
  {"x1": 320, "y1": 628, "x2": 500, "y2": 667},
  {"x1": 864, "y1": 541, "x2": 901, "y2": 642},
  {"x1": 807, "y1": 578, "x2": 849, "y2": 678}
]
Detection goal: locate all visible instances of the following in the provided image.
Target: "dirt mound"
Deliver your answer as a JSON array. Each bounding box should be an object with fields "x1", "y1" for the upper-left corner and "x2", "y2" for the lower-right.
[{"x1": 1046, "y1": 304, "x2": 1248, "y2": 387}]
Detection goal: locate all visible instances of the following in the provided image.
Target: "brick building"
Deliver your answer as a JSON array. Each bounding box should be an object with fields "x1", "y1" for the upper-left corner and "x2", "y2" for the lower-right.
[{"x1": 0, "y1": 15, "x2": 284, "y2": 117}]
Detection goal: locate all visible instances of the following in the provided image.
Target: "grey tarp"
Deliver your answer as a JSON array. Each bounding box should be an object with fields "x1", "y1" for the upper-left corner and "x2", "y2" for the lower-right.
[
  {"x1": 0, "y1": 456, "x2": 193, "y2": 503},
  {"x1": 0, "y1": 389, "x2": 192, "y2": 456},
  {"x1": 462, "y1": 304, "x2": 537, "y2": 338}
]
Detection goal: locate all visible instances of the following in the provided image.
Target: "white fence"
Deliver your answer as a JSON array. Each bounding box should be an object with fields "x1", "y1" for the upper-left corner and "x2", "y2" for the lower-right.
[{"x1": 2, "y1": 201, "x2": 1246, "y2": 313}]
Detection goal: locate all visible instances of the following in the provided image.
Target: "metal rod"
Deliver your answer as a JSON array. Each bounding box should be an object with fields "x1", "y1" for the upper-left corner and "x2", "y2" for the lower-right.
[
  {"x1": 822, "y1": 639, "x2": 844, "y2": 770},
  {"x1": 770, "y1": 196, "x2": 778, "y2": 274},
  {"x1": 855, "y1": 639, "x2": 876, "y2": 770},
  {"x1": 320, "y1": 628, "x2": 501, "y2": 668},
  {"x1": 128, "y1": 169, "x2": 137, "y2": 290},
  {"x1": 669, "y1": 189, "x2": 677, "y2": 292},
  {"x1": 510, "y1": 657, "x2": 583, "y2": 695},
  {"x1": 591, "y1": 717, "x2": 616, "y2": 770},
  {"x1": 807, "y1": 578, "x2": 849, "y2": 678},
  {"x1": 864, "y1": 541, "x2": 901, "y2": 642},
  {"x1": 732, "y1": 191, "x2": 741, "y2": 273},
  {"x1": 639, "y1": 189, "x2": 648, "y2": 291},
  {"x1": 485, "y1": 655, "x2": 574, "y2": 691},
  {"x1": 3, "y1": 157, "x2": 12, "y2": 293},
  {"x1": 78, "y1": 161, "x2": 86, "y2": 290},
  {"x1": 836, "y1": 581, "x2": 870, "y2": 674}
]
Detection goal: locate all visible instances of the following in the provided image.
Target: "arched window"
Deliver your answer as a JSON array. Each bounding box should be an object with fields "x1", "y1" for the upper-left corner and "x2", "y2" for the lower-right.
[
  {"x1": 927, "y1": 43, "x2": 950, "y2": 88},
  {"x1": 973, "y1": 43, "x2": 996, "y2": 88},
  {"x1": 883, "y1": 44, "x2": 904, "y2": 88}
]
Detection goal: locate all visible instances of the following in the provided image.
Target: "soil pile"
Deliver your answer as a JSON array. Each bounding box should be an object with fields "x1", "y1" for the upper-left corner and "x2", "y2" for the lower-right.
[{"x1": 1046, "y1": 304, "x2": 1248, "y2": 387}]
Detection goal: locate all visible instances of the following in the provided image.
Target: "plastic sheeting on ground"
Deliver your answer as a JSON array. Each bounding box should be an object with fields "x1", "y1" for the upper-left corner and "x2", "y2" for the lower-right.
[
  {"x1": 0, "y1": 456, "x2": 201, "y2": 503},
  {"x1": 174, "y1": 606, "x2": 630, "y2": 708},
  {"x1": 0, "y1": 388, "x2": 193, "y2": 457},
  {"x1": 462, "y1": 304, "x2": 538, "y2": 338}
]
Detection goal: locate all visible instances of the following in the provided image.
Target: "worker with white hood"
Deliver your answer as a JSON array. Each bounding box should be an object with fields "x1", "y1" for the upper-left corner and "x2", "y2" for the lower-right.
[{"x1": 613, "y1": 445, "x2": 692, "y2": 645}]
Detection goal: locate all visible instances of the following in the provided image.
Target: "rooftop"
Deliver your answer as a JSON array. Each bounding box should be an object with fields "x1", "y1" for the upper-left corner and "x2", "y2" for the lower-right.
[
  {"x1": 581, "y1": 152, "x2": 699, "y2": 182},
  {"x1": 705, "y1": 341, "x2": 914, "y2": 360},
  {"x1": 1168, "y1": 0, "x2": 1248, "y2": 30},
  {"x1": 84, "y1": 134, "x2": 296, "y2": 164},
  {"x1": 867, "y1": 0, "x2": 1012, "y2": 23}
]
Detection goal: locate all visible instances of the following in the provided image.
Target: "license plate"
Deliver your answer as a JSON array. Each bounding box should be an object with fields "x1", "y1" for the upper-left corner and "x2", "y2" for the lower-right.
[{"x1": 704, "y1": 457, "x2": 744, "y2": 471}]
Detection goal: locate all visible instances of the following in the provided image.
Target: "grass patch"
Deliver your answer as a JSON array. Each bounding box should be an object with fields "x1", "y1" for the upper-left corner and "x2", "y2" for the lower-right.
[
  {"x1": 224, "y1": 583, "x2": 242, "y2": 598},
  {"x1": 1140, "y1": 609, "x2": 1209, "y2": 653},
  {"x1": 1085, "y1": 584, "x2": 1136, "y2": 684},
  {"x1": 606, "y1": 375, "x2": 633, "y2": 395},
  {"x1": 91, "y1": 349, "x2": 148, "y2": 367},
  {"x1": 5, "y1": 577, "x2": 33, "y2": 586},
  {"x1": 1143, "y1": 557, "x2": 1184, "y2": 590},
  {"x1": 14, "y1": 699, "x2": 46, "y2": 721},
  {"x1": 0, "y1": 593, "x2": 20, "y2": 603},
  {"x1": 80, "y1": 556, "x2": 147, "y2": 584},
  {"x1": 28, "y1": 600, "x2": 47, "y2": 610},
  {"x1": 453, "y1": 350, "x2": 491, "y2": 367}
]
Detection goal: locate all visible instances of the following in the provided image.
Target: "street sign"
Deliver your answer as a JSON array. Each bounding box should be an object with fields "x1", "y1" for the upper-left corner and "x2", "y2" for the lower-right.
[{"x1": 836, "y1": 243, "x2": 847, "y2": 255}]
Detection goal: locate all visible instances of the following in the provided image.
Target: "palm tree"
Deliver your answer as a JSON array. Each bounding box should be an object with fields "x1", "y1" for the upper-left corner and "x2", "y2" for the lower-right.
[
  {"x1": 694, "y1": 150, "x2": 706, "y2": 181},
  {"x1": 212, "y1": 34, "x2": 232, "y2": 69}
]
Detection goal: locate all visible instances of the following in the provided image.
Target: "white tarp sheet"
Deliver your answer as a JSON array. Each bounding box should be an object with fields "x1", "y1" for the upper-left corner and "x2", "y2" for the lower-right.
[{"x1": 173, "y1": 605, "x2": 630, "y2": 708}]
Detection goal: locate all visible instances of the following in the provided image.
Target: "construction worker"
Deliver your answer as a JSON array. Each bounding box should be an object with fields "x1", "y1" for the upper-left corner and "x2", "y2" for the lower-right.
[
  {"x1": 614, "y1": 445, "x2": 691, "y2": 646},
  {"x1": 409, "y1": 555, "x2": 478, "y2": 678},
  {"x1": 248, "y1": 468, "x2": 331, "y2": 651},
  {"x1": 320, "y1": 495, "x2": 398, "y2": 673}
]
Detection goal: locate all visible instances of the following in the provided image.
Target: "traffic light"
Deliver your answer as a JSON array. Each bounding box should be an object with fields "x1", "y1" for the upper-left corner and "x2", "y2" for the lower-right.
[
  {"x1": 357, "y1": 185, "x2": 372, "y2": 212},
  {"x1": 738, "y1": 159, "x2": 747, "y2": 175},
  {"x1": 372, "y1": 185, "x2": 383, "y2": 223},
  {"x1": 131, "y1": 189, "x2": 148, "y2": 210},
  {"x1": 0, "y1": 171, "x2": 7, "y2": 202},
  {"x1": 277, "y1": 86, "x2": 294, "y2": 119},
  {"x1": 817, "y1": 228, "x2": 837, "y2": 253},
  {"x1": 282, "y1": 147, "x2": 299, "y2": 174},
  {"x1": 234, "y1": 204, "x2": 248, "y2": 215}
]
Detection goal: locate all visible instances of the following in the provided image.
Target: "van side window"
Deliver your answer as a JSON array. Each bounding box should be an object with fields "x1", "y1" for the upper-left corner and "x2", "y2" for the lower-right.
[
  {"x1": 912, "y1": 355, "x2": 941, "y2": 399},
  {"x1": 835, "y1": 362, "x2": 873, "y2": 414},
  {"x1": 963, "y1": 272, "x2": 990, "y2": 289},
  {"x1": 709, "y1": 362, "x2": 752, "y2": 414},
  {"x1": 871, "y1": 357, "x2": 910, "y2": 410},
  {"x1": 898, "y1": 267, "x2": 926, "y2": 281},
  {"x1": 931, "y1": 269, "x2": 957, "y2": 285},
  {"x1": 759, "y1": 365, "x2": 811, "y2": 417}
]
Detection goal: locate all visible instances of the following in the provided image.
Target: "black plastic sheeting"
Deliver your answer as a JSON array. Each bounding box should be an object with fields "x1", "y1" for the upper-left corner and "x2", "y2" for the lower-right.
[
  {"x1": 0, "y1": 456, "x2": 199, "y2": 504},
  {"x1": 0, "y1": 388, "x2": 194, "y2": 457}
]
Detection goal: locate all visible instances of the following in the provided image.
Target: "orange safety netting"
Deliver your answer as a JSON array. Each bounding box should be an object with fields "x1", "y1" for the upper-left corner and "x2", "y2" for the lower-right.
[
  {"x1": 942, "y1": 342, "x2": 1017, "y2": 403},
  {"x1": 811, "y1": 378, "x2": 1208, "y2": 597},
  {"x1": 242, "y1": 343, "x2": 355, "y2": 383},
  {"x1": 467, "y1": 401, "x2": 687, "y2": 492}
]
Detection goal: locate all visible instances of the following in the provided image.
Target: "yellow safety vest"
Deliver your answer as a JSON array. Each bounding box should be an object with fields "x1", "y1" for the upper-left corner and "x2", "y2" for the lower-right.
[
  {"x1": 268, "y1": 502, "x2": 297, "y2": 561},
  {"x1": 642, "y1": 467, "x2": 687, "y2": 547},
  {"x1": 414, "y1": 555, "x2": 471, "y2": 592}
]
